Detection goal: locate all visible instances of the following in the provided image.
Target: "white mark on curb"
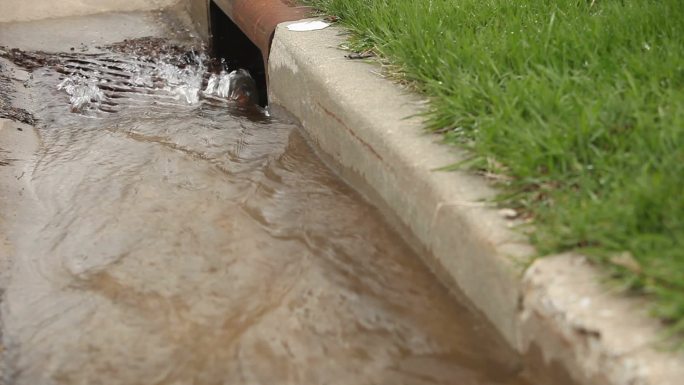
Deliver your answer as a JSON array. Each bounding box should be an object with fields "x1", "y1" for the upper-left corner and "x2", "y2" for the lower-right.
[
  {"x1": 580, "y1": 297, "x2": 592, "y2": 308},
  {"x1": 287, "y1": 21, "x2": 330, "y2": 32}
]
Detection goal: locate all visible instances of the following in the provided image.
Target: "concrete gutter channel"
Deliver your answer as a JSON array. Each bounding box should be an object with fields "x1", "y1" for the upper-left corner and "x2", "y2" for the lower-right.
[
  {"x1": 200, "y1": 1, "x2": 684, "y2": 384},
  {"x1": 1, "y1": 0, "x2": 682, "y2": 383}
]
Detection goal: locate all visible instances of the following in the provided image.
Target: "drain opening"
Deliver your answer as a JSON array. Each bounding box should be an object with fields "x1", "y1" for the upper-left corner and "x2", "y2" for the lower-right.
[{"x1": 209, "y1": 1, "x2": 268, "y2": 107}]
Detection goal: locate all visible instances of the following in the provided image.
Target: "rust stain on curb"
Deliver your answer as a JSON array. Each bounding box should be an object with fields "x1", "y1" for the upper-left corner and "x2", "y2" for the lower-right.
[{"x1": 316, "y1": 102, "x2": 385, "y2": 163}]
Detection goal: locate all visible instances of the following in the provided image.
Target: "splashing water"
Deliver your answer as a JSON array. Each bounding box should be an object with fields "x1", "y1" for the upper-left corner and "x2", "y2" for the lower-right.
[
  {"x1": 204, "y1": 68, "x2": 258, "y2": 104},
  {"x1": 54, "y1": 48, "x2": 256, "y2": 112},
  {"x1": 57, "y1": 75, "x2": 106, "y2": 112},
  {"x1": 155, "y1": 55, "x2": 205, "y2": 104}
]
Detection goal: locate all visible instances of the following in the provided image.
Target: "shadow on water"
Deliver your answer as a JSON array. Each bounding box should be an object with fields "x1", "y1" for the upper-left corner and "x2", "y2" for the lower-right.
[{"x1": 0, "y1": 38, "x2": 538, "y2": 385}]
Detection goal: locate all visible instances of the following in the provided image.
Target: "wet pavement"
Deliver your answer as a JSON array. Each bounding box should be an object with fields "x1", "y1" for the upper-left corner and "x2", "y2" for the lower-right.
[{"x1": 0, "y1": 10, "x2": 537, "y2": 385}]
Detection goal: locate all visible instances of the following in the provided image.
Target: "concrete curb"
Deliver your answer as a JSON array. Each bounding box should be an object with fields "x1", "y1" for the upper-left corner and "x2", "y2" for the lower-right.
[{"x1": 267, "y1": 21, "x2": 684, "y2": 385}]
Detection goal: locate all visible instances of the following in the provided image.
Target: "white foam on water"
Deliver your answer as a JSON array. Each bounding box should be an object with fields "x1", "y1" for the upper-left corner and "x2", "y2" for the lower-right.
[
  {"x1": 203, "y1": 70, "x2": 245, "y2": 100},
  {"x1": 57, "y1": 75, "x2": 105, "y2": 111}
]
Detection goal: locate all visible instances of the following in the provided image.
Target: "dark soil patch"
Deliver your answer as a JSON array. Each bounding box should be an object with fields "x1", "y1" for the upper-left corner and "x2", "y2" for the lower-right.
[{"x1": 0, "y1": 61, "x2": 35, "y2": 125}]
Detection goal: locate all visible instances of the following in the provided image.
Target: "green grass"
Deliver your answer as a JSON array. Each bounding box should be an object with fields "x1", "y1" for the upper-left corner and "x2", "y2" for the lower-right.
[{"x1": 302, "y1": 0, "x2": 684, "y2": 336}]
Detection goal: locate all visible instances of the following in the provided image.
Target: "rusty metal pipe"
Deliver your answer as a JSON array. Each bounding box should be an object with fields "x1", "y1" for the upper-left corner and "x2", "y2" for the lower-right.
[{"x1": 211, "y1": 0, "x2": 311, "y2": 62}]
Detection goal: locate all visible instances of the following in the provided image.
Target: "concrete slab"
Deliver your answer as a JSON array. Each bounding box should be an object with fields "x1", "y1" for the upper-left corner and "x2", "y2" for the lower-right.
[
  {"x1": 268, "y1": 20, "x2": 684, "y2": 385},
  {"x1": 0, "y1": 0, "x2": 181, "y2": 23},
  {"x1": 0, "y1": 12, "x2": 172, "y2": 52}
]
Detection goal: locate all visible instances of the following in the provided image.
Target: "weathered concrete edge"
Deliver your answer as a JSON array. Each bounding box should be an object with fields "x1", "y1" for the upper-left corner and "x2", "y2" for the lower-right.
[{"x1": 267, "y1": 22, "x2": 684, "y2": 385}]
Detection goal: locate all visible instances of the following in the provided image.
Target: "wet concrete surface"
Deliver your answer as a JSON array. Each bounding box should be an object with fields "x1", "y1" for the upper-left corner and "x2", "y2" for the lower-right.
[{"x1": 0, "y1": 11, "x2": 537, "y2": 385}]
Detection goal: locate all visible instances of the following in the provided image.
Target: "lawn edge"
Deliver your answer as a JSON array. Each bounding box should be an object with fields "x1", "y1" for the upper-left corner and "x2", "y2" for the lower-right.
[{"x1": 268, "y1": 21, "x2": 684, "y2": 385}]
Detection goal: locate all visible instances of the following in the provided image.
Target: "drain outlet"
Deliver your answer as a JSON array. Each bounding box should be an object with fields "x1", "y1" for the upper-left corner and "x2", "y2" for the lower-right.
[{"x1": 209, "y1": 1, "x2": 267, "y2": 106}]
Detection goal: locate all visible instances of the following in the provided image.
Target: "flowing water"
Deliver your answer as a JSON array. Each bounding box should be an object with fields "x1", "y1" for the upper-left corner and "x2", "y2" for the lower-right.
[{"x1": 0, "y1": 24, "x2": 537, "y2": 385}]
